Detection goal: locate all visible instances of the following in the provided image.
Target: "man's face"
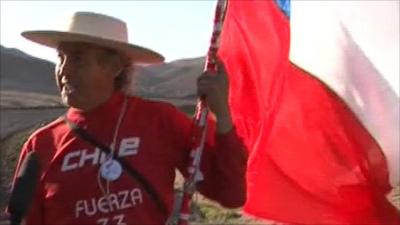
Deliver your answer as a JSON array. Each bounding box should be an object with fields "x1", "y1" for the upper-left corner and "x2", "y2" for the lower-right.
[{"x1": 56, "y1": 42, "x2": 117, "y2": 111}]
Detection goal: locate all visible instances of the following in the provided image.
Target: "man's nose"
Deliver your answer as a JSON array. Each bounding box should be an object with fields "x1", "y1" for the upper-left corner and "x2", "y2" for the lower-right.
[{"x1": 61, "y1": 76, "x2": 68, "y2": 84}]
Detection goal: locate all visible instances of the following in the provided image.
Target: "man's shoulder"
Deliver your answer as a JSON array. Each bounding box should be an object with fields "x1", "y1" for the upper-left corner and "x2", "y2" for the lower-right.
[{"x1": 27, "y1": 116, "x2": 66, "y2": 143}]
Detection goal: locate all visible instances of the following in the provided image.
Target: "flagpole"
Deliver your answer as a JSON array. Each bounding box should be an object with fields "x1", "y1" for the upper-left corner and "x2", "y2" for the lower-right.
[{"x1": 166, "y1": 0, "x2": 228, "y2": 224}]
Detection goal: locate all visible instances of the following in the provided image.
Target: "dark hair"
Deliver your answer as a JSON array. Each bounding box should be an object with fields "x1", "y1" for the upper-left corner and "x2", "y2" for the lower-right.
[{"x1": 114, "y1": 65, "x2": 135, "y2": 90}]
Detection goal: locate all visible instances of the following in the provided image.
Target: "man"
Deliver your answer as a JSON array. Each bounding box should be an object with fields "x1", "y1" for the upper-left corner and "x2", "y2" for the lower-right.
[{"x1": 1, "y1": 12, "x2": 247, "y2": 224}]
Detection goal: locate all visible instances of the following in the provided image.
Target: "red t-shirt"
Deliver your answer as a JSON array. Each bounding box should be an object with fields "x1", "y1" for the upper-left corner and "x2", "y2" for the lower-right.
[{"x1": 13, "y1": 92, "x2": 248, "y2": 225}]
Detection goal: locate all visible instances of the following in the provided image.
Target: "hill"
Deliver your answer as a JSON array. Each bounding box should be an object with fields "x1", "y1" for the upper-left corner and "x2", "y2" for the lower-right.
[{"x1": 0, "y1": 45, "x2": 203, "y2": 108}]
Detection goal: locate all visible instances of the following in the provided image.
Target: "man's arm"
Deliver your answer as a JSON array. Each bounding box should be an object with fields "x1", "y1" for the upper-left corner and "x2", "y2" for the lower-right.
[
  {"x1": 196, "y1": 59, "x2": 248, "y2": 207},
  {"x1": 8, "y1": 142, "x2": 44, "y2": 225},
  {"x1": 197, "y1": 125, "x2": 248, "y2": 208}
]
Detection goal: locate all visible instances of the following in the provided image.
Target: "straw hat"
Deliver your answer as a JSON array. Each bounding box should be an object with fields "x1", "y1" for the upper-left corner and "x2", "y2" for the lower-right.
[{"x1": 21, "y1": 11, "x2": 164, "y2": 64}]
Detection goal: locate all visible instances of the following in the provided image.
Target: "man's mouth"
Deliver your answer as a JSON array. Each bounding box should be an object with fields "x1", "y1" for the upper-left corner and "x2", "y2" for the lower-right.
[{"x1": 62, "y1": 84, "x2": 76, "y2": 95}]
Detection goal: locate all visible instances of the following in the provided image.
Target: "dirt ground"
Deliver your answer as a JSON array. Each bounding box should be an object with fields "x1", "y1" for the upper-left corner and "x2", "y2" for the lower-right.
[{"x1": 0, "y1": 107, "x2": 66, "y2": 139}]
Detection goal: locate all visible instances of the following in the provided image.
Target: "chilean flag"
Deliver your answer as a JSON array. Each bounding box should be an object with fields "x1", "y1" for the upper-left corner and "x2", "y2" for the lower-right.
[{"x1": 217, "y1": 0, "x2": 399, "y2": 224}]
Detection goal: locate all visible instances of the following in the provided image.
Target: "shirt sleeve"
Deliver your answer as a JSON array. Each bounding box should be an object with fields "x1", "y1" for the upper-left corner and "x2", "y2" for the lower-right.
[
  {"x1": 8, "y1": 139, "x2": 45, "y2": 225},
  {"x1": 196, "y1": 125, "x2": 248, "y2": 208},
  {"x1": 168, "y1": 105, "x2": 248, "y2": 208}
]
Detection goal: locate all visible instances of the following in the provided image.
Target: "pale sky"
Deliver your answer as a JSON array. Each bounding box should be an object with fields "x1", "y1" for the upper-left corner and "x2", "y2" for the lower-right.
[{"x1": 0, "y1": 0, "x2": 216, "y2": 63}]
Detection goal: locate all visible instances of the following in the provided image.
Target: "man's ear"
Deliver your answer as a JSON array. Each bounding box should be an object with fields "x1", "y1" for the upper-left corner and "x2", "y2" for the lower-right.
[{"x1": 104, "y1": 54, "x2": 124, "y2": 78}]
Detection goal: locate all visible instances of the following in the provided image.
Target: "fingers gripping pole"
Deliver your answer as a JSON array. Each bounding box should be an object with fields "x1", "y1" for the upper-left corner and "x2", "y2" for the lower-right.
[{"x1": 166, "y1": 1, "x2": 228, "y2": 225}]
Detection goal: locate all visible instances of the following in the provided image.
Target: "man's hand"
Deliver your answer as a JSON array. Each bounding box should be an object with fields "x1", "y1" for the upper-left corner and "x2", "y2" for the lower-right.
[{"x1": 197, "y1": 58, "x2": 233, "y2": 134}]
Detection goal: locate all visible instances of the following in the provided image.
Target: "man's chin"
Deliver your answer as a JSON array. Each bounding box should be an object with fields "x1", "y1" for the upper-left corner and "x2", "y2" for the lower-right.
[{"x1": 61, "y1": 96, "x2": 79, "y2": 108}]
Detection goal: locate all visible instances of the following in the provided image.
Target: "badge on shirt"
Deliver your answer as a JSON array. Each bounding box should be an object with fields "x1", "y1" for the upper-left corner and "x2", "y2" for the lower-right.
[{"x1": 100, "y1": 159, "x2": 122, "y2": 181}]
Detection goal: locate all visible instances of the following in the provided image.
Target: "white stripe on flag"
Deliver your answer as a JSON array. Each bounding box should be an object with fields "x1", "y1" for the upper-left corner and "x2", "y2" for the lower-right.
[{"x1": 290, "y1": 1, "x2": 399, "y2": 186}]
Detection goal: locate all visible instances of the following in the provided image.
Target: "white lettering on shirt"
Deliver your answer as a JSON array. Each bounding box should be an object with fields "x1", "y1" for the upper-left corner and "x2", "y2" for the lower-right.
[
  {"x1": 113, "y1": 214, "x2": 127, "y2": 225},
  {"x1": 118, "y1": 137, "x2": 140, "y2": 157},
  {"x1": 97, "y1": 195, "x2": 109, "y2": 214},
  {"x1": 61, "y1": 150, "x2": 81, "y2": 172},
  {"x1": 75, "y1": 188, "x2": 143, "y2": 218},
  {"x1": 61, "y1": 137, "x2": 140, "y2": 172},
  {"x1": 120, "y1": 190, "x2": 132, "y2": 210},
  {"x1": 97, "y1": 214, "x2": 126, "y2": 225},
  {"x1": 79, "y1": 148, "x2": 100, "y2": 168},
  {"x1": 131, "y1": 188, "x2": 143, "y2": 206}
]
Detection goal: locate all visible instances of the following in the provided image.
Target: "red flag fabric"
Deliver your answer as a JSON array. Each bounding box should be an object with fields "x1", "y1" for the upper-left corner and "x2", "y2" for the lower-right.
[
  {"x1": 218, "y1": 1, "x2": 399, "y2": 224},
  {"x1": 289, "y1": 1, "x2": 399, "y2": 187}
]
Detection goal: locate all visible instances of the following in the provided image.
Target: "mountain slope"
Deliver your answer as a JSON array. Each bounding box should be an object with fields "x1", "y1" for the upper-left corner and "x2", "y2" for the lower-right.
[
  {"x1": 0, "y1": 46, "x2": 58, "y2": 95},
  {"x1": 0, "y1": 45, "x2": 203, "y2": 107}
]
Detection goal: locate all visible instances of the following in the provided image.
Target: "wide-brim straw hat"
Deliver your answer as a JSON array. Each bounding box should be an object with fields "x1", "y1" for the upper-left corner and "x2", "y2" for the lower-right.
[{"x1": 21, "y1": 11, "x2": 164, "y2": 64}]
